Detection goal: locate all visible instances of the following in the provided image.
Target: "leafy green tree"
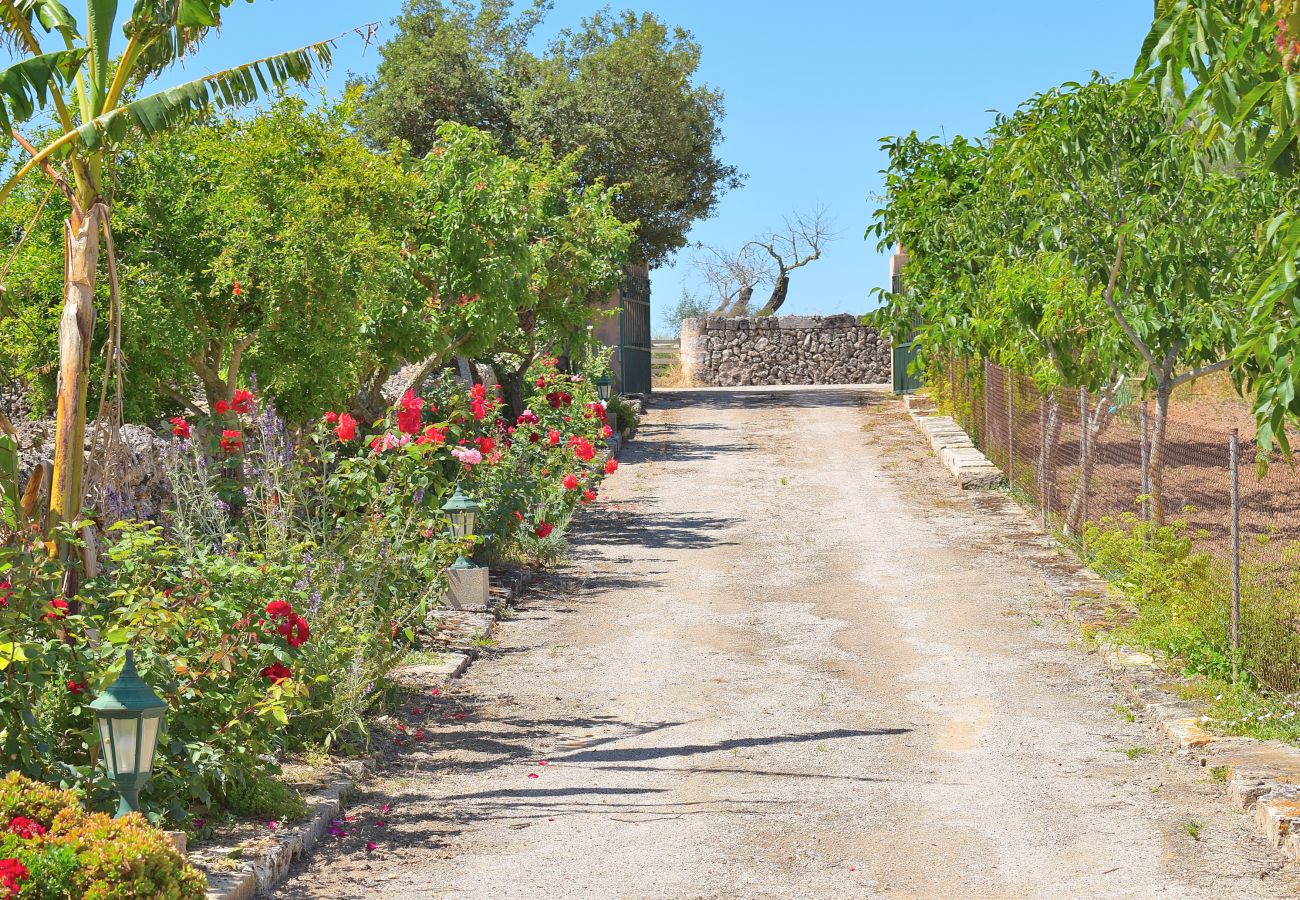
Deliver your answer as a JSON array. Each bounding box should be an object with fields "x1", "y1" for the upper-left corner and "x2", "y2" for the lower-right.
[
  {"x1": 1008, "y1": 79, "x2": 1280, "y2": 520},
  {"x1": 105, "y1": 98, "x2": 413, "y2": 424},
  {"x1": 0, "y1": 0, "x2": 335, "y2": 550},
  {"x1": 488, "y1": 144, "x2": 634, "y2": 418},
  {"x1": 1138, "y1": 0, "x2": 1300, "y2": 453},
  {"x1": 360, "y1": 2, "x2": 740, "y2": 265}
]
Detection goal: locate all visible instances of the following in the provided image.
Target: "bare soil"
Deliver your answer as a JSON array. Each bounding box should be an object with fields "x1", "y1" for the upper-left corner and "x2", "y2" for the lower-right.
[{"x1": 274, "y1": 386, "x2": 1297, "y2": 899}]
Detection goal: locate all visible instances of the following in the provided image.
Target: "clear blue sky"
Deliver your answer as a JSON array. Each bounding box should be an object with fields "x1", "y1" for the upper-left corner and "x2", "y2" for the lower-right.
[{"x1": 166, "y1": 1, "x2": 1154, "y2": 332}]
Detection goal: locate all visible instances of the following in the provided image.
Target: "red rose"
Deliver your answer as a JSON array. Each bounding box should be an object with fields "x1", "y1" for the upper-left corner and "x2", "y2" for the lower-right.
[
  {"x1": 0, "y1": 580, "x2": 10, "y2": 608},
  {"x1": 335, "y1": 413, "x2": 358, "y2": 442},
  {"x1": 416, "y1": 425, "x2": 447, "y2": 446},
  {"x1": 534, "y1": 523, "x2": 554, "y2": 539},
  {"x1": 66, "y1": 679, "x2": 86, "y2": 695},
  {"x1": 477, "y1": 436, "x2": 495, "y2": 454},
  {"x1": 214, "y1": 400, "x2": 230, "y2": 415},
  {"x1": 547, "y1": 430, "x2": 560, "y2": 446},
  {"x1": 324, "y1": 412, "x2": 339, "y2": 424},
  {"x1": 231, "y1": 389, "x2": 256, "y2": 414},
  {"x1": 233, "y1": 280, "x2": 242, "y2": 297},
  {"x1": 397, "y1": 389, "x2": 425, "y2": 435},
  {"x1": 571, "y1": 438, "x2": 596, "y2": 462},
  {"x1": 281, "y1": 615, "x2": 310, "y2": 648},
  {"x1": 605, "y1": 458, "x2": 619, "y2": 474},
  {"x1": 219, "y1": 430, "x2": 244, "y2": 453},
  {"x1": 603, "y1": 424, "x2": 614, "y2": 438},
  {"x1": 169, "y1": 416, "x2": 191, "y2": 439},
  {"x1": 562, "y1": 474, "x2": 580, "y2": 491},
  {"x1": 265, "y1": 599, "x2": 294, "y2": 619},
  {"x1": 43, "y1": 598, "x2": 68, "y2": 620},
  {"x1": 582, "y1": 489, "x2": 597, "y2": 504},
  {"x1": 260, "y1": 663, "x2": 292, "y2": 684}
]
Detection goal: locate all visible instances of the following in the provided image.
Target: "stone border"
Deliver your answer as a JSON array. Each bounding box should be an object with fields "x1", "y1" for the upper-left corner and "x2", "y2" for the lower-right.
[
  {"x1": 200, "y1": 569, "x2": 531, "y2": 899},
  {"x1": 904, "y1": 395, "x2": 1002, "y2": 489},
  {"x1": 903, "y1": 397, "x2": 1300, "y2": 864}
]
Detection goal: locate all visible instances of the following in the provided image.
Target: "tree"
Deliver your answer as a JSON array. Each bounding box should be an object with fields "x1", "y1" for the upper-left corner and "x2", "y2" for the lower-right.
[
  {"x1": 747, "y1": 207, "x2": 834, "y2": 316},
  {"x1": 104, "y1": 98, "x2": 413, "y2": 424},
  {"x1": 1006, "y1": 78, "x2": 1280, "y2": 522},
  {"x1": 692, "y1": 243, "x2": 767, "y2": 316},
  {"x1": 487, "y1": 144, "x2": 635, "y2": 419},
  {"x1": 1138, "y1": 0, "x2": 1300, "y2": 453},
  {"x1": 0, "y1": 1, "x2": 336, "y2": 562},
  {"x1": 360, "y1": 2, "x2": 741, "y2": 266},
  {"x1": 356, "y1": 0, "x2": 548, "y2": 157}
]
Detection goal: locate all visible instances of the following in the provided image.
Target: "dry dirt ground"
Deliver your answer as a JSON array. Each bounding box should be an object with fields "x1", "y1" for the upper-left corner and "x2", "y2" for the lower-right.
[{"x1": 275, "y1": 386, "x2": 1299, "y2": 899}]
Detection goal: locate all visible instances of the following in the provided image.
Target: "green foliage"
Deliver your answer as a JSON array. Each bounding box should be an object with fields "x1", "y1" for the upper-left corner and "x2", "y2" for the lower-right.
[
  {"x1": 360, "y1": 1, "x2": 740, "y2": 265},
  {"x1": 103, "y1": 96, "x2": 413, "y2": 422},
  {"x1": 0, "y1": 771, "x2": 206, "y2": 898},
  {"x1": 1084, "y1": 512, "x2": 1232, "y2": 680}
]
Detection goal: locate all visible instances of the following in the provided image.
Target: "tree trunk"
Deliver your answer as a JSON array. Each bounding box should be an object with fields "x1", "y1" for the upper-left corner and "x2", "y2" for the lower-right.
[
  {"x1": 492, "y1": 361, "x2": 527, "y2": 423},
  {"x1": 1065, "y1": 383, "x2": 1119, "y2": 535},
  {"x1": 1039, "y1": 396, "x2": 1063, "y2": 515},
  {"x1": 757, "y1": 273, "x2": 789, "y2": 317},
  {"x1": 49, "y1": 209, "x2": 101, "y2": 554},
  {"x1": 1150, "y1": 382, "x2": 1171, "y2": 526}
]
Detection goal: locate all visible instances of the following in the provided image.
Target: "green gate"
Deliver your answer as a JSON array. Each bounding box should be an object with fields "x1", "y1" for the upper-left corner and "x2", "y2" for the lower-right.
[
  {"x1": 619, "y1": 271, "x2": 652, "y2": 395},
  {"x1": 892, "y1": 340, "x2": 923, "y2": 394}
]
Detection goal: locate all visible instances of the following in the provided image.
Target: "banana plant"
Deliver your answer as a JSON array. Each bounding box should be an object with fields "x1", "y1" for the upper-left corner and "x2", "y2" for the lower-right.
[{"x1": 0, "y1": 1, "x2": 338, "y2": 572}]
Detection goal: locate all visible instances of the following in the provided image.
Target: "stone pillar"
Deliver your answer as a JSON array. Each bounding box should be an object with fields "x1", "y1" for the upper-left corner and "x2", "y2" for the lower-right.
[
  {"x1": 445, "y1": 566, "x2": 490, "y2": 611},
  {"x1": 679, "y1": 317, "x2": 706, "y2": 385}
]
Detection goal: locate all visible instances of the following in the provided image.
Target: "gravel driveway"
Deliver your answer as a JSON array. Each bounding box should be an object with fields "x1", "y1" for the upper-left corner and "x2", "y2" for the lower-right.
[{"x1": 275, "y1": 386, "x2": 1297, "y2": 899}]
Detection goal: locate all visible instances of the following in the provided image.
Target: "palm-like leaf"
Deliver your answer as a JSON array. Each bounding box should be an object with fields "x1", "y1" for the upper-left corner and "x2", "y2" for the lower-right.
[
  {"x1": 124, "y1": 0, "x2": 243, "y2": 85},
  {"x1": 0, "y1": 48, "x2": 86, "y2": 135},
  {"x1": 0, "y1": 0, "x2": 80, "y2": 45},
  {"x1": 73, "y1": 40, "x2": 333, "y2": 151}
]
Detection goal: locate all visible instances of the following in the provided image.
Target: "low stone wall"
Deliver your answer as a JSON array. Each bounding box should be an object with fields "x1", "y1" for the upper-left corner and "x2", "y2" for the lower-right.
[{"x1": 679, "y1": 315, "x2": 890, "y2": 387}]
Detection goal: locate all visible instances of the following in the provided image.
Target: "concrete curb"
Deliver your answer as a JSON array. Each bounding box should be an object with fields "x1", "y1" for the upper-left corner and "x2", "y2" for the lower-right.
[
  {"x1": 902, "y1": 397, "x2": 1300, "y2": 865},
  {"x1": 904, "y1": 395, "x2": 1002, "y2": 489},
  {"x1": 200, "y1": 569, "x2": 531, "y2": 899}
]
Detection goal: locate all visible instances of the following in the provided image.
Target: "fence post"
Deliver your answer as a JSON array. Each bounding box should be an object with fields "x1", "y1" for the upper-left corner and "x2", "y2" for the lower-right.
[
  {"x1": 1007, "y1": 373, "x2": 1014, "y2": 483},
  {"x1": 1079, "y1": 387, "x2": 1089, "y2": 547},
  {"x1": 983, "y1": 359, "x2": 991, "y2": 449},
  {"x1": 1039, "y1": 395, "x2": 1048, "y2": 530},
  {"x1": 1140, "y1": 401, "x2": 1151, "y2": 521},
  {"x1": 1230, "y1": 428, "x2": 1242, "y2": 686},
  {"x1": 949, "y1": 358, "x2": 956, "y2": 419}
]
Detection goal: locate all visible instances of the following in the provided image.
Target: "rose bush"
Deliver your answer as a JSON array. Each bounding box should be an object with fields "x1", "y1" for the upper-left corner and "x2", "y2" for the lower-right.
[{"x1": 0, "y1": 369, "x2": 619, "y2": 828}]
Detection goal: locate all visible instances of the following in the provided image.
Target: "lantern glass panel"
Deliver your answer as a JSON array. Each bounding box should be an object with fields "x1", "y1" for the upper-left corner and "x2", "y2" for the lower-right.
[
  {"x1": 110, "y1": 717, "x2": 139, "y2": 776},
  {"x1": 139, "y1": 713, "x2": 162, "y2": 776},
  {"x1": 450, "y1": 509, "x2": 475, "y2": 539},
  {"x1": 96, "y1": 718, "x2": 116, "y2": 777}
]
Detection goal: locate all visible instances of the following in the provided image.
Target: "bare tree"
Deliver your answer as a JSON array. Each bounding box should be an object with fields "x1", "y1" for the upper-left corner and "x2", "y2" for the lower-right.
[
  {"x1": 747, "y1": 207, "x2": 836, "y2": 316},
  {"x1": 694, "y1": 243, "x2": 771, "y2": 316}
]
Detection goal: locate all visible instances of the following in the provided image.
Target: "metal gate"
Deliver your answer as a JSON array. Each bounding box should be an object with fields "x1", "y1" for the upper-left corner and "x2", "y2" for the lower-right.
[
  {"x1": 892, "y1": 341, "x2": 923, "y2": 394},
  {"x1": 619, "y1": 271, "x2": 652, "y2": 395}
]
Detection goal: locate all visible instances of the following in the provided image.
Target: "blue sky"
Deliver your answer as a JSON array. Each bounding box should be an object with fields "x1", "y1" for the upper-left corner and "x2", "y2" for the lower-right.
[{"x1": 167, "y1": 1, "x2": 1154, "y2": 332}]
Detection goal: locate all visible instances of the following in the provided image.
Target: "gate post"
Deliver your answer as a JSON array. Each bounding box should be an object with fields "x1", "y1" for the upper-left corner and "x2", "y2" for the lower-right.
[
  {"x1": 1079, "y1": 387, "x2": 1089, "y2": 546},
  {"x1": 1230, "y1": 428, "x2": 1242, "y2": 685}
]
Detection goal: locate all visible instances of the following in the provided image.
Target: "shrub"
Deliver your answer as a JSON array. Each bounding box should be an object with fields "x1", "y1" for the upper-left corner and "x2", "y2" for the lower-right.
[{"x1": 0, "y1": 772, "x2": 206, "y2": 898}]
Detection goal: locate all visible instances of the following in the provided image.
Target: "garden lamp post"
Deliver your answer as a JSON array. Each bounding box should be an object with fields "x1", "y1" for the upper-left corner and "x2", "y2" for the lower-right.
[
  {"x1": 441, "y1": 484, "x2": 481, "y2": 570},
  {"x1": 90, "y1": 650, "x2": 167, "y2": 818},
  {"x1": 596, "y1": 373, "x2": 613, "y2": 403}
]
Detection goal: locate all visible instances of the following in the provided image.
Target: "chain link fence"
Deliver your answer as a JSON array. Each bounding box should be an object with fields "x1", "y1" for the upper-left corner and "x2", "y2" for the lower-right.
[{"x1": 939, "y1": 358, "x2": 1300, "y2": 694}]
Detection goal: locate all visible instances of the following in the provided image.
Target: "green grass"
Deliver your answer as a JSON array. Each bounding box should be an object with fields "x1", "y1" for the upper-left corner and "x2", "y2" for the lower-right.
[
  {"x1": 1119, "y1": 746, "x2": 1153, "y2": 760},
  {"x1": 1183, "y1": 820, "x2": 1202, "y2": 840},
  {"x1": 1112, "y1": 703, "x2": 1137, "y2": 723}
]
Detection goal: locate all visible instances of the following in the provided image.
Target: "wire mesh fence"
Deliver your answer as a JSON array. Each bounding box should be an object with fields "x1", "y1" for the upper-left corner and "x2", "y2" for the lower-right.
[{"x1": 936, "y1": 358, "x2": 1300, "y2": 695}]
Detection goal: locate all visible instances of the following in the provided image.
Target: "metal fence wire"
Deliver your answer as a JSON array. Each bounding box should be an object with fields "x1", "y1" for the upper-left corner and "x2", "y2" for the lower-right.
[{"x1": 935, "y1": 358, "x2": 1300, "y2": 695}]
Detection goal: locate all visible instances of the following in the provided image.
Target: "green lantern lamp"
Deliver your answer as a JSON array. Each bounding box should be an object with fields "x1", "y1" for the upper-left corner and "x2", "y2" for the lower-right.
[
  {"x1": 596, "y1": 373, "x2": 613, "y2": 403},
  {"x1": 441, "y1": 484, "x2": 481, "y2": 570},
  {"x1": 90, "y1": 650, "x2": 167, "y2": 818}
]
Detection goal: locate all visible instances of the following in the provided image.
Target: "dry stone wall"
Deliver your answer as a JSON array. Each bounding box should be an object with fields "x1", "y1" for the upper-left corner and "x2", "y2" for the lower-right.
[{"x1": 680, "y1": 315, "x2": 890, "y2": 387}]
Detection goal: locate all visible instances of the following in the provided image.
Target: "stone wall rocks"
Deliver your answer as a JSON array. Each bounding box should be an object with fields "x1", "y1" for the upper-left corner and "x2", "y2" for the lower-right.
[{"x1": 679, "y1": 315, "x2": 890, "y2": 387}]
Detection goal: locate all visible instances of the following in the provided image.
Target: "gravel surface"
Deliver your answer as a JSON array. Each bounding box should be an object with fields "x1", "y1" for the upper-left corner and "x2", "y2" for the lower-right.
[{"x1": 275, "y1": 386, "x2": 1298, "y2": 899}]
